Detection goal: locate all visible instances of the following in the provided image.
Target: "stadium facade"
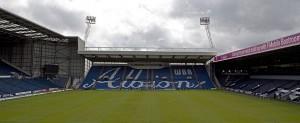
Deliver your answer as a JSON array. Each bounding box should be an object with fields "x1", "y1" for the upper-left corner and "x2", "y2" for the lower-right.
[
  {"x1": 0, "y1": 7, "x2": 299, "y2": 103},
  {"x1": 0, "y1": 8, "x2": 85, "y2": 77},
  {"x1": 0, "y1": 7, "x2": 85, "y2": 99}
]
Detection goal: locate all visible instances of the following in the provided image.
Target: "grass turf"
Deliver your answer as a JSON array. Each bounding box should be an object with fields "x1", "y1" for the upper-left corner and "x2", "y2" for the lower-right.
[{"x1": 0, "y1": 90, "x2": 299, "y2": 123}]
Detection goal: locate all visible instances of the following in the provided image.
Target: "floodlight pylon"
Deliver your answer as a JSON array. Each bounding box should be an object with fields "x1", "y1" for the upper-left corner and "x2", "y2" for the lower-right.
[{"x1": 200, "y1": 17, "x2": 215, "y2": 48}]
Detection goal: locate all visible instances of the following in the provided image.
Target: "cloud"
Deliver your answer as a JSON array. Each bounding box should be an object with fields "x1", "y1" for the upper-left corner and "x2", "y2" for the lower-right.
[
  {"x1": 1, "y1": 0, "x2": 300, "y2": 54},
  {"x1": 101, "y1": 24, "x2": 200, "y2": 48},
  {"x1": 25, "y1": 0, "x2": 86, "y2": 36},
  {"x1": 170, "y1": 0, "x2": 300, "y2": 53}
]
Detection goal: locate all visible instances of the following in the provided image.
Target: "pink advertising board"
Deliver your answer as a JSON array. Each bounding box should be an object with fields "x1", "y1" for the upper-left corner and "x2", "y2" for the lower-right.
[{"x1": 214, "y1": 32, "x2": 300, "y2": 62}]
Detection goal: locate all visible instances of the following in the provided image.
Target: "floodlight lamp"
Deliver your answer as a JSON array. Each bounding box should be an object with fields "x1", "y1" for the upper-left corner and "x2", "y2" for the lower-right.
[
  {"x1": 86, "y1": 16, "x2": 96, "y2": 24},
  {"x1": 200, "y1": 17, "x2": 210, "y2": 25}
]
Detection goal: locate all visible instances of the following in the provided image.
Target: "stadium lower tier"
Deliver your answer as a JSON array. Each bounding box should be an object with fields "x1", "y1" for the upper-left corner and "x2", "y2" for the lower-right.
[
  {"x1": 0, "y1": 78, "x2": 61, "y2": 98},
  {"x1": 221, "y1": 76, "x2": 300, "y2": 102},
  {"x1": 81, "y1": 65, "x2": 214, "y2": 90},
  {"x1": 0, "y1": 60, "x2": 62, "y2": 98}
]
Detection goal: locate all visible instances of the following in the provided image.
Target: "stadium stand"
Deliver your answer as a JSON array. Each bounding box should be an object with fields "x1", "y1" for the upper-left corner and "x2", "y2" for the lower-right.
[
  {"x1": 0, "y1": 60, "x2": 61, "y2": 98},
  {"x1": 0, "y1": 59, "x2": 25, "y2": 77},
  {"x1": 81, "y1": 65, "x2": 214, "y2": 90},
  {"x1": 1, "y1": 6, "x2": 299, "y2": 105},
  {"x1": 213, "y1": 32, "x2": 300, "y2": 103},
  {"x1": 0, "y1": 7, "x2": 84, "y2": 100},
  {"x1": 153, "y1": 67, "x2": 173, "y2": 89},
  {"x1": 220, "y1": 76, "x2": 300, "y2": 102}
]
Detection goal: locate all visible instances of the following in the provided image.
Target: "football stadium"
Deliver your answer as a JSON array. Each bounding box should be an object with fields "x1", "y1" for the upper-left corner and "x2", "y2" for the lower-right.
[{"x1": 0, "y1": 4, "x2": 300, "y2": 123}]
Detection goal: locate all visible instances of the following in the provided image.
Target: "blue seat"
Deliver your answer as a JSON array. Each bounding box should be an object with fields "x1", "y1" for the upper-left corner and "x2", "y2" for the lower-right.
[
  {"x1": 81, "y1": 65, "x2": 215, "y2": 90},
  {"x1": 0, "y1": 61, "x2": 61, "y2": 97},
  {"x1": 91, "y1": 66, "x2": 124, "y2": 89},
  {"x1": 153, "y1": 67, "x2": 173, "y2": 89}
]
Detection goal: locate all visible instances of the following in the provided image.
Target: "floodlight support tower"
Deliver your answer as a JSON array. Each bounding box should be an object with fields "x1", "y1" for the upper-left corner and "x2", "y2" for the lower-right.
[
  {"x1": 200, "y1": 17, "x2": 215, "y2": 48},
  {"x1": 84, "y1": 16, "x2": 96, "y2": 45}
]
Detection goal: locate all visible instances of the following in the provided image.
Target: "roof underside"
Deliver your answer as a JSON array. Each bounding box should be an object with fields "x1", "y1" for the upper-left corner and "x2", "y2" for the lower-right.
[
  {"x1": 0, "y1": 7, "x2": 68, "y2": 42},
  {"x1": 215, "y1": 45, "x2": 300, "y2": 67},
  {"x1": 79, "y1": 48, "x2": 217, "y2": 63}
]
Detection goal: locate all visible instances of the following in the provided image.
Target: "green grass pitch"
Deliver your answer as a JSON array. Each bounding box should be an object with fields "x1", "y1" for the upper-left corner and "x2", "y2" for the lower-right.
[{"x1": 0, "y1": 90, "x2": 299, "y2": 123}]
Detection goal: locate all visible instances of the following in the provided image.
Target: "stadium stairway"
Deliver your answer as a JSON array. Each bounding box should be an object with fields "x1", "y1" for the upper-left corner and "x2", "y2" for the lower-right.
[{"x1": 0, "y1": 59, "x2": 30, "y2": 76}]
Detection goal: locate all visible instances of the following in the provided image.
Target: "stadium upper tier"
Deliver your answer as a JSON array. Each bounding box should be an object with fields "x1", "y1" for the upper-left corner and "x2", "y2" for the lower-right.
[
  {"x1": 81, "y1": 65, "x2": 214, "y2": 90},
  {"x1": 78, "y1": 46, "x2": 217, "y2": 63}
]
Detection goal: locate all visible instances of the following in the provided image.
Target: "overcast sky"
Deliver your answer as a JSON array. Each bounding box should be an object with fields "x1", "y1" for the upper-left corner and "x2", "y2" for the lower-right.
[{"x1": 1, "y1": 0, "x2": 300, "y2": 54}]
